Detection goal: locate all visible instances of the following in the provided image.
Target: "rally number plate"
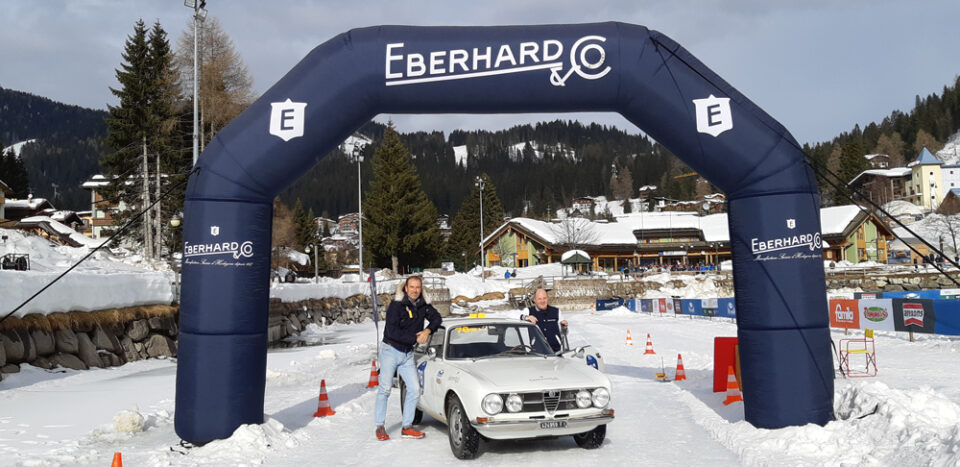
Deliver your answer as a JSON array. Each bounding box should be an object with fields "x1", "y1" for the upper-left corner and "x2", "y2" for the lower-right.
[{"x1": 539, "y1": 421, "x2": 567, "y2": 429}]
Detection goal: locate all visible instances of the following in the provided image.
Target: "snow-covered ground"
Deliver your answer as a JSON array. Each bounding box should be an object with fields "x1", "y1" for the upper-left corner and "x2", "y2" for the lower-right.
[{"x1": 1, "y1": 307, "x2": 958, "y2": 466}]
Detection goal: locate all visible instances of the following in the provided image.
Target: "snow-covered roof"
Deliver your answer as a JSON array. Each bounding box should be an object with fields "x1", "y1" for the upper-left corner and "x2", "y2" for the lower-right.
[
  {"x1": 848, "y1": 167, "x2": 911, "y2": 186},
  {"x1": 882, "y1": 200, "x2": 924, "y2": 217},
  {"x1": 819, "y1": 205, "x2": 864, "y2": 235},
  {"x1": 16, "y1": 216, "x2": 105, "y2": 248},
  {"x1": 4, "y1": 197, "x2": 52, "y2": 210},
  {"x1": 81, "y1": 174, "x2": 110, "y2": 188}
]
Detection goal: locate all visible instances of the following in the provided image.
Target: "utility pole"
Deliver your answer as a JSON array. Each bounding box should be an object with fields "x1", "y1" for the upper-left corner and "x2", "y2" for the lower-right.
[{"x1": 476, "y1": 176, "x2": 485, "y2": 282}]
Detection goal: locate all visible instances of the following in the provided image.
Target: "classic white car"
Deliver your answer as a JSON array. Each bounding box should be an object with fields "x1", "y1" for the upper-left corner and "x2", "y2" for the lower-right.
[{"x1": 398, "y1": 317, "x2": 614, "y2": 459}]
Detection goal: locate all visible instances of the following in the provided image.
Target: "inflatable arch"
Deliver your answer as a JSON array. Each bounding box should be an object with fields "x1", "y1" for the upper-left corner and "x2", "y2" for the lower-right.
[{"x1": 175, "y1": 22, "x2": 833, "y2": 444}]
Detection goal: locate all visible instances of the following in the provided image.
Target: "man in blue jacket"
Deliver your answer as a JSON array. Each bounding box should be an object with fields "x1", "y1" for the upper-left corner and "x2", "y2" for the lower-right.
[
  {"x1": 521, "y1": 288, "x2": 568, "y2": 353},
  {"x1": 375, "y1": 276, "x2": 442, "y2": 441}
]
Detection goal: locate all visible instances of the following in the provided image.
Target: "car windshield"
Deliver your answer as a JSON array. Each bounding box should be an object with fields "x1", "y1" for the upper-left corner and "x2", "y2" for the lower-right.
[{"x1": 445, "y1": 323, "x2": 555, "y2": 359}]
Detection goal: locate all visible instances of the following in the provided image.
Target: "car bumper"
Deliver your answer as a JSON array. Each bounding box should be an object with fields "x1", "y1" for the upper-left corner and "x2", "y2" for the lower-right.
[{"x1": 470, "y1": 410, "x2": 614, "y2": 439}]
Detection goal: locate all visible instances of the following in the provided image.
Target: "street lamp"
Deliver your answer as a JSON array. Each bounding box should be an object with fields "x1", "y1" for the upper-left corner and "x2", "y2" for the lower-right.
[
  {"x1": 184, "y1": 0, "x2": 207, "y2": 166},
  {"x1": 475, "y1": 176, "x2": 486, "y2": 282},
  {"x1": 304, "y1": 244, "x2": 319, "y2": 284},
  {"x1": 354, "y1": 144, "x2": 364, "y2": 281}
]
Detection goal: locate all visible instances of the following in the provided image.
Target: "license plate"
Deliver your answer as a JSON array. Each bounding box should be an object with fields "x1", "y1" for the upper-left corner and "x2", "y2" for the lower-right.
[{"x1": 539, "y1": 421, "x2": 567, "y2": 429}]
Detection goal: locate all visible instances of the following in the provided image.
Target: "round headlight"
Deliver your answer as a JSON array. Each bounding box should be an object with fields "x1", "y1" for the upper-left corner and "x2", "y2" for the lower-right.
[
  {"x1": 592, "y1": 387, "x2": 610, "y2": 408},
  {"x1": 505, "y1": 394, "x2": 523, "y2": 413},
  {"x1": 576, "y1": 390, "x2": 592, "y2": 408},
  {"x1": 482, "y1": 393, "x2": 503, "y2": 415}
]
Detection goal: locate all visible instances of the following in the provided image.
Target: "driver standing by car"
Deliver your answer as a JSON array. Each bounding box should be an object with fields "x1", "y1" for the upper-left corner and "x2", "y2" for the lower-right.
[
  {"x1": 375, "y1": 276, "x2": 442, "y2": 441},
  {"x1": 521, "y1": 288, "x2": 568, "y2": 353}
]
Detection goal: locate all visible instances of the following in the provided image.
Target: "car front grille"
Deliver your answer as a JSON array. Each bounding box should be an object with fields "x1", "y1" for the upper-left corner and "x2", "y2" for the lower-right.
[{"x1": 516, "y1": 390, "x2": 579, "y2": 414}]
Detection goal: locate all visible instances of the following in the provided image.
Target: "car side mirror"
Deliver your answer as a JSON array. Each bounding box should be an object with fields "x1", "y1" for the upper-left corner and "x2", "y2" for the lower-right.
[{"x1": 427, "y1": 347, "x2": 438, "y2": 359}]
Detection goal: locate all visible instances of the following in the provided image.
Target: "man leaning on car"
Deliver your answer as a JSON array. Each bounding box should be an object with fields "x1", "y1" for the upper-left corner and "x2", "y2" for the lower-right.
[
  {"x1": 375, "y1": 275, "x2": 442, "y2": 441},
  {"x1": 521, "y1": 288, "x2": 568, "y2": 353}
]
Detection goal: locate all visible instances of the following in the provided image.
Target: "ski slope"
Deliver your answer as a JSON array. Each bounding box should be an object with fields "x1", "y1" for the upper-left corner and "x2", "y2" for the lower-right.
[{"x1": 1, "y1": 307, "x2": 958, "y2": 466}]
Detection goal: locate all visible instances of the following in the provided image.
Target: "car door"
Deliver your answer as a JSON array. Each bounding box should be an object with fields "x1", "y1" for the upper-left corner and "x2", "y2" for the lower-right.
[{"x1": 416, "y1": 327, "x2": 446, "y2": 417}]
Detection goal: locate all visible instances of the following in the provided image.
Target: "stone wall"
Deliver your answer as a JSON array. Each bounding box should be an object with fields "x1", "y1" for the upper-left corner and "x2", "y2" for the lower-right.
[{"x1": 0, "y1": 305, "x2": 179, "y2": 381}]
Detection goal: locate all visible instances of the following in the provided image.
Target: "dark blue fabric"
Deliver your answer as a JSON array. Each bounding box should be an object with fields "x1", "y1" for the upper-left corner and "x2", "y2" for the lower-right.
[
  {"x1": 382, "y1": 295, "x2": 442, "y2": 353},
  {"x1": 526, "y1": 305, "x2": 563, "y2": 352},
  {"x1": 175, "y1": 22, "x2": 831, "y2": 443}
]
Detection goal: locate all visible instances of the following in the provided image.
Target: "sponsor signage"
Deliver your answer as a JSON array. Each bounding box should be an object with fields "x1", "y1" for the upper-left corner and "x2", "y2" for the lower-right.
[
  {"x1": 681, "y1": 299, "x2": 703, "y2": 316},
  {"x1": 828, "y1": 299, "x2": 860, "y2": 329},
  {"x1": 693, "y1": 95, "x2": 733, "y2": 137},
  {"x1": 716, "y1": 298, "x2": 736, "y2": 318},
  {"x1": 384, "y1": 35, "x2": 611, "y2": 88},
  {"x1": 892, "y1": 299, "x2": 936, "y2": 333},
  {"x1": 857, "y1": 299, "x2": 895, "y2": 332}
]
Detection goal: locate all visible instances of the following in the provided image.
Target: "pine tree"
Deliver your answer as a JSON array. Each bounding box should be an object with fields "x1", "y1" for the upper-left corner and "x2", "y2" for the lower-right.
[
  {"x1": 363, "y1": 125, "x2": 443, "y2": 273},
  {"x1": 293, "y1": 198, "x2": 313, "y2": 249},
  {"x1": 0, "y1": 141, "x2": 31, "y2": 198},
  {"x1": 447, "y1": 173, "x2": 505, "y2": 270}
]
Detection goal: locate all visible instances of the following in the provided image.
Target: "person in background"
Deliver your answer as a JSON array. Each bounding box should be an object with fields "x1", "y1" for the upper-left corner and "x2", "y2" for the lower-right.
[
  {"x1": 374, "y1": 276, "x2": 442, "y2": 441},
  {"x1": 521, "y1": 288, "x2": 568, "y2": 353}
]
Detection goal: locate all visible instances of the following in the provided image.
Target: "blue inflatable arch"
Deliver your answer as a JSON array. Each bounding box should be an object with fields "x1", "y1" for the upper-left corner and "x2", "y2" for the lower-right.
[{"x1": 176, "y1": 22, "x2": 833, "y2": 443}]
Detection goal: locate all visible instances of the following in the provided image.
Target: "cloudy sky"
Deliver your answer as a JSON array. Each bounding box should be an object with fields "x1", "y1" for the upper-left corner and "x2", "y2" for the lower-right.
[{"x1": 1, "y1": 0, "x2": 958, "y2": 145}]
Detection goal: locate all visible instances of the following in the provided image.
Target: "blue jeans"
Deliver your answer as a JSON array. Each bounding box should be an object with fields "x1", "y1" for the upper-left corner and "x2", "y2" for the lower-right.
[{"x1": 374, "y1": 343, "x2": 420, "y2": 427}]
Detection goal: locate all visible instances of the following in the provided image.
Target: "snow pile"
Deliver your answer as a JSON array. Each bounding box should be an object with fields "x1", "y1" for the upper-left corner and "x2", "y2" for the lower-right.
[
  {"x1": 113, "y1": 407, "x2": 145, "y2": 433},
  {"x1": 0, "y1": 228, "x2": 175, "y2": 316}
]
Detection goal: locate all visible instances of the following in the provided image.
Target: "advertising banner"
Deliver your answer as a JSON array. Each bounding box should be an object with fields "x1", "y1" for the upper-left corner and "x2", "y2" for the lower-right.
[
  {"x1": 595, "y1": 298, "x2": 624, "y2": 311},
  {"x1": 680, "y1": 299, "x2": 703, "y2": 316},
  {"x1": 639, "y1": 299, "x2": 651, "y2": 313},
  {"x1": 702, "y1": 298, "x2": 718, "y2": 317},
  {"x1": 625, "y1": 299, "x2": 638, "y2": 312},
  {"x1": 892, "y1": 299, "x2": 936, "y2": 333},
  {"x1": 857, "y1": 299, "x2": 895, "y2": 332},
  {"x1": 932, "y1": 300, "x2": 960, "y2": 335},
  {"x1": 717, "y1": 298, "x2": 737, "y2": 318},
  {"x1": 828, "y1": 299, "x2": 860, "y2": 329},
  {"x1": 855, "y1": 292, "x2": 880, "y2": 299},
  {"x1": 883, "y1": 290, "x2": 941, "y2": 299}
]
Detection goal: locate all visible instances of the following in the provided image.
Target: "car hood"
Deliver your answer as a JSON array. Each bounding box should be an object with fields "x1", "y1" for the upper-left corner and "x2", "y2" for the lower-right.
[{"x1": 446, "y1": 356, "x2": 608, "y2": 390}]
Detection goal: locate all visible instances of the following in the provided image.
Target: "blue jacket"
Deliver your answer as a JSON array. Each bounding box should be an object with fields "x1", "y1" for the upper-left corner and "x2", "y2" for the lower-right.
[
  {"x1": 524, "y1": 305, "x2": 563, "y2": 352},
  {"x1": 383, "y1": 294, "x2": 442, "y2": 353}
]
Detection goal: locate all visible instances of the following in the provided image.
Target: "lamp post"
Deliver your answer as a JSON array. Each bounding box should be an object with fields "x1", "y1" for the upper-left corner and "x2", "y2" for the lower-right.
[
  {"x1": 184, "y1": 0, "x2": 207, "y2": 166},
  {"x1": 476, "y1": 176, "x2": 485, "y2": 282},
  {"x1": 354, "y1": 145, "x2": 364, "y2": 281},
  {"x1": 305, "y1": 244, "x2": 319, "y2": 284}
]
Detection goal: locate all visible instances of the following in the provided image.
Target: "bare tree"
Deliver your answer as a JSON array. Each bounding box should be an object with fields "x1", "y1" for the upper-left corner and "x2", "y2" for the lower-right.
[
  {"x1": 175, "y1": 17, "x2": 254, "y2": 148},
  {"x1": 492, "y1": 236, "x2": 516, "y2": 267},
  {"x1": 553, "y1": 218, "x2": 599, "y2": 252},
  {"x1": 929, "y1": 213, "x2": 960, "y2": 259}
]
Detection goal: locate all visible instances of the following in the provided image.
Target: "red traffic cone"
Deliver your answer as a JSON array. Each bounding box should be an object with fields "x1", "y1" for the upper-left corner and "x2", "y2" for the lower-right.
[
  {"x1": 643, "y1": 334, "x2": 656, "y2": 355},
  {"x1": 366, "y1": 360, "x2": 379, "y2": 388},
  {"x1": 313, "y1": 379, "x2": 337, "y2": 417},
  {"x1": 111, "y1": 452, "x2": 123, "y2": 467},
  {"x1": 722, "y1": 365, "x2": 743, "y2": 405},
  {"x1": 674, "y1": 353, "x2": 687, "y2": 381},
  {"x1": 625, "y1": 329, "x2": 634, "y2": 347}
]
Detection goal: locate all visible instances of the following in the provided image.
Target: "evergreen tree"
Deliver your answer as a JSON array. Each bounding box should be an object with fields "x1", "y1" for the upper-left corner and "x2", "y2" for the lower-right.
[
  {"x1": 363, "y1": 125, "x2": 443, "y2": 273},
  {"x1": 0, "y1": 141, "x2": 31, "y2": 198},
  {"x1": 447, "y1": 173, "x2": 505, "y2": 270},
  {"x1": 293, "y1": 198, "x2": 313, "y2": 249}
]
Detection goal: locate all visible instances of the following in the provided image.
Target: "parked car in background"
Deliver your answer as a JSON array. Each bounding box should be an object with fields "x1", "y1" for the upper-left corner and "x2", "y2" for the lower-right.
[{"x1": 271, "y1": 266, "x2": 297, "y2": 283}]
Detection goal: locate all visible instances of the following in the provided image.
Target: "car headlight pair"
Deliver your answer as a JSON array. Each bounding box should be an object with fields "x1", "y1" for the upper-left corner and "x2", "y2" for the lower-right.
[
  {"x1": 577, "y1": 388, "x2": 610, "y2": 408},
  {"x1": 482, "y1": 393, "x2": 524, "y2": 414},
  {"x1": 482, "y1": 388, "x2": 610, "y2": 415}
]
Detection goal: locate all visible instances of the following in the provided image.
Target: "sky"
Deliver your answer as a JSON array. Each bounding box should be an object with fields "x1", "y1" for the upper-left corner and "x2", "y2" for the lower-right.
[{"x1": 1, "y1": 0, "x2": 959, "y2": 145}]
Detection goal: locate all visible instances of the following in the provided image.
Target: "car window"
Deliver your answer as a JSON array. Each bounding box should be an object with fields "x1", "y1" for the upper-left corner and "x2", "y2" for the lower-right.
[
  {"x1": 446, "y1": 324, "x2": 553, "y2": 359},
  {"x1": 428, "y1": 327, "x2": 445, "y2": 356}
]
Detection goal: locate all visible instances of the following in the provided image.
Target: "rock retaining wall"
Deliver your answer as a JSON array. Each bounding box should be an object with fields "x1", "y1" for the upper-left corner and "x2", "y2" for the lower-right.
[{"x1": 0, "y1": 306, "x2": 179, "y2": 380}]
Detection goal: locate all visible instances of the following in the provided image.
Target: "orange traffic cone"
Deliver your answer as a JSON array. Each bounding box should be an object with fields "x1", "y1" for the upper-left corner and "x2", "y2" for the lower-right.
[
  {"x1": 625, "y1": 329, "x2": 634, "y2": 346},
  {"x1": 313, "y1": 379, "x2": 337, "y2": 417},
  {"x1": 674, "y1": 353, "x2": 687, "y2": 381},
  {"x1": 366, "y1": 360, "x2": 379, "y2": 388},
  {"x1": 111, "y1": 452, "x2": 122, "y2": 467},
  {"x1": 722, "y1": 365, "x2": 743, "y2": 405},
  {"x1": 643, "y1": 334, "x2": 656, "y2": 355}
]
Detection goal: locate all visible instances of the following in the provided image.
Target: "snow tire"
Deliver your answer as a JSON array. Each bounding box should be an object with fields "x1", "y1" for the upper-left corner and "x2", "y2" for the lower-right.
[
  {"x1": 573, "y1": 423, "x2": 606, "y2": 449},
  {"x1": 447, "y1": 395, "x2": 481, "y2": 459}
]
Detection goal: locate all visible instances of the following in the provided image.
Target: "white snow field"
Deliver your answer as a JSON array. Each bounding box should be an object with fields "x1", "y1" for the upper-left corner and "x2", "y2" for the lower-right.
[{"x1": 2, "y1": 308, "x2": 959, "y2": 466}]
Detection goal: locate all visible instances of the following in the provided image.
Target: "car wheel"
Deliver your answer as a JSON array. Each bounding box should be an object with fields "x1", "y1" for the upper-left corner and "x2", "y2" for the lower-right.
[
  {"x1": 573, "y1": 423, "x2": 606, "y2": 449},
  {"x1": 446, "y1": 395, "x2": 481, "y2": 459},
  {"x1": 399, "y1": 380, "x2": 423, "y2": 425}
]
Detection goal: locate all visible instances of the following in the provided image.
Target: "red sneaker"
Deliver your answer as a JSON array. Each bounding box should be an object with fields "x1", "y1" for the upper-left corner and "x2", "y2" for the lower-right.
[
  {"x1": 376, "y1": 426, "x2": 390, "y2": 441},
  {"x1": 401, "y1": 426, "x2": 425, "y2": 439}
]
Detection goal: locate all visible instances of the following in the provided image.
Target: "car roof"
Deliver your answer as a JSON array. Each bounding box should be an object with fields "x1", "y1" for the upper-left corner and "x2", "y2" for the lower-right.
[{"x1": 441, "y1": 317, "x2": 531, "y2": 327}]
